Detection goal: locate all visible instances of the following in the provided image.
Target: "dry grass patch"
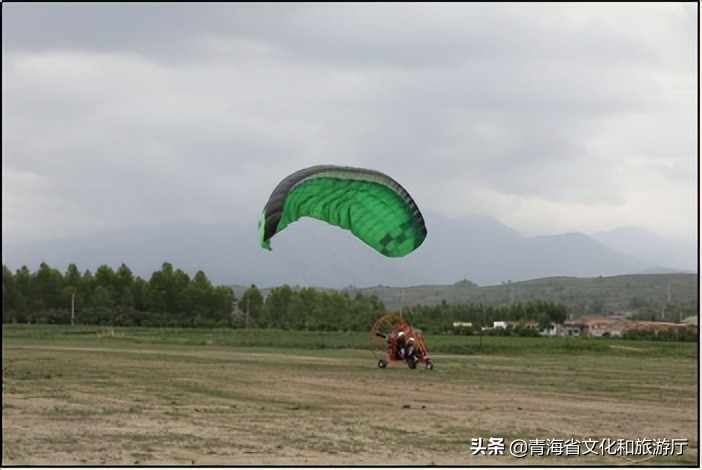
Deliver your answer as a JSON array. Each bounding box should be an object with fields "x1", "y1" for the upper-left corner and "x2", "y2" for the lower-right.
[{"x1": 3, "y1": 332, "x2": 697, "y2": 466}]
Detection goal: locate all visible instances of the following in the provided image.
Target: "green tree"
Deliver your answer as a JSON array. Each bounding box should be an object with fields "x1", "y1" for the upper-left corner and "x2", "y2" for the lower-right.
[
  {"x1": 147, "y1": 262, "x2": 178, "y2": 312},
  {"x1": 347, "y1": 292, "x2": 385, "y2": 331},
  {"x1": 537, "y1": 312, "x2": 553, "y2": 331},
  {"x1": 211, "y1": 285, "x2": 236, "y2": 326},
  {"x1": 92, "y1": 286, "x2": 114, "y2": 309},
  {"x1": 289, "y1": 287, "x2": 319, "y2": 330},
  {"x1": 264, "y1": 284, "x2": 293, "y2": 328},
  {"x1": 238, "y1": 285, "x2": 264, "y2": 327},
  {"x1": 131, "y1": 277, "x2": 148, "y2": 310},
  {"x1": 64, "y1": 263, "x2": 82, "y2": 289},
  {"x1": 114, "y1": 264, "x2": 135, "y2": 307},
  {"x1": 34, "y1": 262, "x2": 65, "y2": 310},
  {"x1": 3, "y1": 266, "x2": 18, "y2": 321},
  {"x1": 172, "y1": 269, "x2": 192, "y2": 315},
  {"x1": 94, "y1": 264, "x2": 118, "y2": 305},
  {"x1": 321, "y1": 291, "x2": 351, "y2": 331},
  {"x1": 62, "y1": 263, "x2": 83, "y2": 315},
  {"x1": 79, "y1": 269, "x2": 96, "y2": 308}
]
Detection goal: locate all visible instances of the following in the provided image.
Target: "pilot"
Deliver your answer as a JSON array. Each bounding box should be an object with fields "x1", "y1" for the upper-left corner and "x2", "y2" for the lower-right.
[
  {"x1": 395, "y1": 331, "x2": 407, "y2": 359},
  {"x1": 405, "y1": 336, "x2": 418, "y2": 362}
]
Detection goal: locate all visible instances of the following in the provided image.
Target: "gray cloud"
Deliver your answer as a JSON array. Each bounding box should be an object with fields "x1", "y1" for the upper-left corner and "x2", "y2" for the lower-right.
[{"x1": 2, "y1": 3, "x2": 697, "y2": 246}]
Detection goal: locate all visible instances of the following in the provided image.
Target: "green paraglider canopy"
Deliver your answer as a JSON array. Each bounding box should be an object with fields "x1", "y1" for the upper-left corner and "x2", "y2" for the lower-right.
[{"x1": 258, "y1": 165, "x2": 427, "y2": 257}]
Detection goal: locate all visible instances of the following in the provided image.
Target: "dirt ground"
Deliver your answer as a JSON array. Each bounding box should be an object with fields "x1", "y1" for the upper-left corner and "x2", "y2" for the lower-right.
[{"x1": 2, "y1": 343, "x2": 698, "y2": 466}]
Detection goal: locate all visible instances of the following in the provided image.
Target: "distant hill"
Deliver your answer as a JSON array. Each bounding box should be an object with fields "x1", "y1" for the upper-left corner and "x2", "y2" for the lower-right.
[
  {"x1": 2, "y1": 212, "x2": 695, "y2": 288},
  {"x1": 230, "y1": 273, "x2": 698, "y2": 319},
  {"x1": 592, "y1": 226, "x2": 697, "y2": 272},
  {"x1": 342, "y1": 273, "x2": 699, "y2": 317}
]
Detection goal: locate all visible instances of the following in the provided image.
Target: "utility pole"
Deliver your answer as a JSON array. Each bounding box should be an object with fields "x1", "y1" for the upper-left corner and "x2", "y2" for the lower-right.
[
  {"x1": 71, "y1": 291, "x2": 75, "y2": 326},
  {"x1": 662, "y1": 283, "x2": 671, "y2": 321}
]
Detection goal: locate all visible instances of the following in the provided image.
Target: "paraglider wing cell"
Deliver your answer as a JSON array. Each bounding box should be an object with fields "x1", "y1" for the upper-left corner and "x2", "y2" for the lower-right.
[{"x1": 259, "y1": 165, "x2": 427, "y2": 257}]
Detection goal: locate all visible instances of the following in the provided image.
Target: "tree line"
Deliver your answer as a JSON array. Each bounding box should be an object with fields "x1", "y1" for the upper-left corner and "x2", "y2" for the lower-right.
[
  {"x1": 236, "y1": 284, "x2": 386, "y2": 331},
  {"x1": 3, "y1": 262, "x2": 571, "y2": 332},
  {"x1": 2, "y1": 262, "x2": 235, "y2": 327},
  {"x1": 400, "y1": 299, "x2": 568, "y2": 335},
  {"x1": 1, "y1": 262, "x2": 389, "y2": 329}
]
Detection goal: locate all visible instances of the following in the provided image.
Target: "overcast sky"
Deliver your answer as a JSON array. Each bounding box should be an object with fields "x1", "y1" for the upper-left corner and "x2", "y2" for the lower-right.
[{"x1": 2, "y1": 3, "x2": 698, "y2": 246}]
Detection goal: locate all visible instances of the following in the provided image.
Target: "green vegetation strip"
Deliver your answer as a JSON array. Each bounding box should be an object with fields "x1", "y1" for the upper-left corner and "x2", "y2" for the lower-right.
[{"x1": 3, "y1": 324, "x2": 696, "y2": 358}]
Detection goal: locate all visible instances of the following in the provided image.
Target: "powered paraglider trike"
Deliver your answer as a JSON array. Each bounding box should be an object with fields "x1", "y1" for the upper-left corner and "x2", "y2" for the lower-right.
[{"x1": 370, "y1": 313, "x2": 433, "y2": 370}]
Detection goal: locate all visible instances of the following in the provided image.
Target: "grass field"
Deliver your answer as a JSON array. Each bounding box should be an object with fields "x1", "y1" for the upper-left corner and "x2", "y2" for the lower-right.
[{"x1": 2, "y1": 325, "x2": 698, "y2": 465}]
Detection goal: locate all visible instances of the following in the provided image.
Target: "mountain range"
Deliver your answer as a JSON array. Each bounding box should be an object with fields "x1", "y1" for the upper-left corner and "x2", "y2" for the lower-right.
[{"x1": 2, "y1": 212, "x2": 696, "y2": 288}]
